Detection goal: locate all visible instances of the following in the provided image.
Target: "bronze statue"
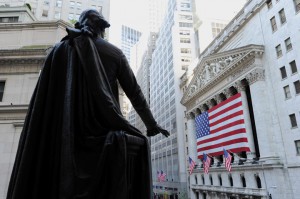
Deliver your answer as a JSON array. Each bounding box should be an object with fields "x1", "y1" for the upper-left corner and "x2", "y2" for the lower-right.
[{"x1": 7, "y1": 9, "x2": 169, "y2": 199}]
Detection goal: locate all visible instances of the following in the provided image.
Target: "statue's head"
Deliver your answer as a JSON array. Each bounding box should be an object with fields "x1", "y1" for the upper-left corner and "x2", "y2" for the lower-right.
[{"x1": 75, "y1": 9, "x2": 110, "y2": 38}]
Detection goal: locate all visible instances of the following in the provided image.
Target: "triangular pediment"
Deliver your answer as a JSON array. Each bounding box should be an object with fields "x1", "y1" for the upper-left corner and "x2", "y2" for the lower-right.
[{"x1": 181, "y1": 44, "x2": 264, "y2": 105}]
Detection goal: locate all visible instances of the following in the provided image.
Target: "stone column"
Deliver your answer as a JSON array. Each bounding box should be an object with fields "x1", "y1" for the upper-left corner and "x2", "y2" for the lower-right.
[
  {"x1": 190, "y1": 189, "x2": 197, "y2": 199},
  {"x1": 187, "y1": 113, "x2": 198, "y2": 164},
  {"x1": 233, "y1": 81, "x2": 256, "y2": 160},
  {"x1": 246, "y1": 68, "x2": 274, "y2": 158}
]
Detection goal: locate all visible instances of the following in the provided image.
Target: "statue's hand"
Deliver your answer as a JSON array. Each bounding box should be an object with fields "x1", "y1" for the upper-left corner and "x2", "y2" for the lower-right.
[{"x1": 147, "y1": 125, "x2": 170, "y2": 137}]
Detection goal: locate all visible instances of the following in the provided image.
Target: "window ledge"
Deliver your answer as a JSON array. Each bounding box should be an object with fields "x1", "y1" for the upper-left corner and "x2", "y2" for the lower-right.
[
  {"x1": 291, "y1": 126, "x2": 298, "y2": 129},
  {"x1": 281, "y1": 77, "x2": 288, "y2": 81},
  {"x1": 291, "y1": 72, "x2": 298, "y2": 76},
  {"x1": 285, "y1": 97, "x2": 292, "y2": 100}
]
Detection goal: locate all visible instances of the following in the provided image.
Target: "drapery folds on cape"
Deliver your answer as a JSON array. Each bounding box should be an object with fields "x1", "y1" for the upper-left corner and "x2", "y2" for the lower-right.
[{"x1": 7, "y1": 28, "x2": 152, "y2": 199}]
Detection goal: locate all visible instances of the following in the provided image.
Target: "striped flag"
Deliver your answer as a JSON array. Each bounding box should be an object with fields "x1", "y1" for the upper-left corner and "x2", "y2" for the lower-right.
[
  {"x1": 202, "y1": 153, "x2": 211, "y2": 174},
  {"x1": 188, "y1": 157, "x2": 196, "y2": 175},
  {"x1": 195, "y1": 93, "x2": 250, "y2": 159},
  {"x1": 223, "y1": 149, "x2": 232, "y2": 172},
  {"x1": 159, "y1": 170, "x2": 166, "y2": 182},
  {"x1": 157, "y1": 170, "x2": 161, "y2": 182}
]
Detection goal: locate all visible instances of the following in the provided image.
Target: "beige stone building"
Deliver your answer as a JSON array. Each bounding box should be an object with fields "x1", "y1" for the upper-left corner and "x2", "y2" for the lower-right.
[{"x1": 0, "y1": 6, "x2": 70, "y2": 199}]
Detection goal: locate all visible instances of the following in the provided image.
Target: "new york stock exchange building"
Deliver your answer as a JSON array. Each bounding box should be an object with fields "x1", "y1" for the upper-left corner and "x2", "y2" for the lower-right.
[{"x1": 181, "y1": 0, "x2": 300, "y2": 199}]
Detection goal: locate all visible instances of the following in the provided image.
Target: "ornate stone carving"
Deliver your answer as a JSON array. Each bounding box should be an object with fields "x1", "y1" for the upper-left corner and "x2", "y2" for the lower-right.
[
  {"x1": 186, "y1": 112, "x2": 195, "y2": 120},
  {"x1": 215, "y1": 94, "x2": 224, "y2": 103},
  {"x1": 245, "y1": 68, "x2": 265, "y2": 85},
  {"x1": 182, "y1": 45, "x2": 264, "y2": 106},
  {"x1": 234, "y1": 81, "x2": 247, "y2": 92},
  {"x1": 223, "y1": 88, "x2": 233, "y2": 98}
]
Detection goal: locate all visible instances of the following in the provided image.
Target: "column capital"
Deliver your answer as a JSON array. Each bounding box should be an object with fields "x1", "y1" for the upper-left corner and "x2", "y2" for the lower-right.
[
  {"x1": 187, "y1": 111, "x2": 195, "y2": 120},
  {"x1": 214, "y1": 94, "x2": 223, "y2": 103},
  {"x1": 246, "y1": 68, "x2": 265, "y2": 85},
  {"x1": 233, "y1": 81, "x2": 247, "y2": 92},
  {"x1": 223, "y1": 88, "x2": 233, "y2": 98}
]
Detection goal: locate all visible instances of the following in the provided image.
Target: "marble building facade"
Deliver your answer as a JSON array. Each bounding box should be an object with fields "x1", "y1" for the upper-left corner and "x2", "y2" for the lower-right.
[{"x1": 181, "y1": 0, "x2": 300, "y2": 198}]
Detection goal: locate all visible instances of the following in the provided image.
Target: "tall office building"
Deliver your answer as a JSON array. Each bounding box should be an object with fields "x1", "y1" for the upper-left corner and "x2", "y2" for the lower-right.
[
  {"x1": 0, "y1": 0, "x2": 110, "y2": 24},
  {"x1": 147, "y1": 0, "x2": 168, "y2": 33},
  {"x1": 182, "y1": 0, "x2": 300, "y2": 198},
  {"x1": 149, "y1": 0, "x2": 197, "y2": 197},
  {"x1": 120, "y1": 25, "x2": 142, "y2": 63}
]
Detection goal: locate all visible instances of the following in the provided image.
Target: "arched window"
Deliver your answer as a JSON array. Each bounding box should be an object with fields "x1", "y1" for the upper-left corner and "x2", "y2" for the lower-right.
[
  {"x1": 209, "y1": 174, "x2": 213, "y2": 185},
  {"x1": 195, "y1": 175, "x2": 198, "y2": 184},
  {"x1": 255, "y1": 174, "x2": 262, "y2": 188},
  {"x1": 202, "y1": 175, "x2": 205, "y2": 185},
  {"x1": 241, "y1": 174, "x2": 246, "y2": 187},
  {"x1": 229, "y1": 174, "x2": 233, "y2": 187}
]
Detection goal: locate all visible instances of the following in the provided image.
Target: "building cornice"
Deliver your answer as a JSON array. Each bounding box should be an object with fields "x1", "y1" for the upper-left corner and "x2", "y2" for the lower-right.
[
  {"x1": 0, "y1": 104, "x2": 28, "y2": 120},
  {"x1": 0, "y1": 20, "x2": 71, "y2": 30}
]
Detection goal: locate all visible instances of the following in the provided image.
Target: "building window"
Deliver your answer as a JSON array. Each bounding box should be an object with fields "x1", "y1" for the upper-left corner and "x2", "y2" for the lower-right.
[
  {"x1": 0, "y1": 17, "x2": 18, "y2": 23},
  {"x1": 229, "y1": 174, "x2": 233, "y2": 187},
  {"x1": 294, "y1": 80, "x2": 300, "y2": 94},
  {"x1": 267, "y1": 0, "x2": 272, "y2": 9},
  {"x1": 280, "y1": 66, "x2": 287, "y2": 79},
  {"x1": 290, "y1": 60, "x2": 298, "y2": 74},
  {"x1": 99, "y1": 6, "x2": 102, "y2": 13},
  {"x1": 275, "y1": 44, "x2": 282, "y2": 57},
  {"x1": 56, "y1": 0, "x2": 62, "y2": 7},
  {"x1": 209, "y1": 175, "x2": 213, "y2": 185},
  {"x1": 179, "y1": 22, "x2": 193, "y2": 27},
  {"x1": 180, "y1": 38, "x2": 191, "y2": 43},
  {"x1": 68, "y1": 13, "x2": 74, "y2": 20},
  {"x1": 241, "y1": 174, "x2": 247, "y2": 187},
  {"x1": 295, "y1": 140, "x2": 300, "y2": 154},
  {"x1": 195, "y1": 175, "x2": 198, "y2": 184},
  {"x1": 181, "y1": 48, "x2": 191, "y2": 54},
  {"x1": 44, "y1": 0, "x2": 50, "y2": 6},
  {"x1": 42, "y1": 10, "x2": 48, "y2": 17},
  {"x1": 70, "y1": 1, "x2": 75, "y2": 9},
  {"x1": 283, "y1": 85, "x2": 291, "y2": 99},
  {"x1": 284, "y1": 38, "x2": 292, "y2": 52},
  {"x1": 54, "y1": 12, "x2": 61, "y2": 19},
  {"x1": 279, "y1": 9, "x2": 286, "y2": 24},
  {"x1": 289, "y1": 114, "x2": 298, "y2": 128},
  {"x1": 201, "y1": 175, "x2": 205, "y2": 185},
  {"x1": 294, "y1": 0, "x2": 300, "y2": 13},
  {"x1": 218, "y1": 175, "x2": 222, "y2": 186},
  {"x1": 270, "y1": 16, "x2": 277, "y2": 31},
  {"x1": 255, "y1": 174, "x2": 262, "y2": 188},
  {"x1": 0, "y1": 81, "x2": 5, "y2": 101}
]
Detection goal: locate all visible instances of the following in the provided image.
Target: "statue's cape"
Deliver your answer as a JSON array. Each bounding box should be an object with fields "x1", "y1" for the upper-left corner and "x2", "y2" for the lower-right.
[{"x1": 7, "y1": 28, "x2": 152, "y2": 199}]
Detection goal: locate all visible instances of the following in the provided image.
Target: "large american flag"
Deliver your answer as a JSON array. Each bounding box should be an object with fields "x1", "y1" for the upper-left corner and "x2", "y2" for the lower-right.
[
  {"x1": 195, "y1": 93, "x2": 250, "y2": 159},
  {"x1": 223, "y1": 149, "x2": 232, "y2": 172}
]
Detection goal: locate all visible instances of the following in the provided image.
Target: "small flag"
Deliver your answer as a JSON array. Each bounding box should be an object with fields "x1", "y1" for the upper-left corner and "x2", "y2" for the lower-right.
[
  {"x1": 159, "y1": 170, "x2": 166, "y2": 182},
  {"x1": 202, "y1": 153, "x2": 211, "y2": 174},
  {"x1": 189, "y1": 157, "x2": 196, "y2": 175},
  {"x1": 157, "y1": 170, "x2": 161, "y2": 182},
  {"x1": 223, "y1": 149, "x2": 232, "y2": 172}
]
